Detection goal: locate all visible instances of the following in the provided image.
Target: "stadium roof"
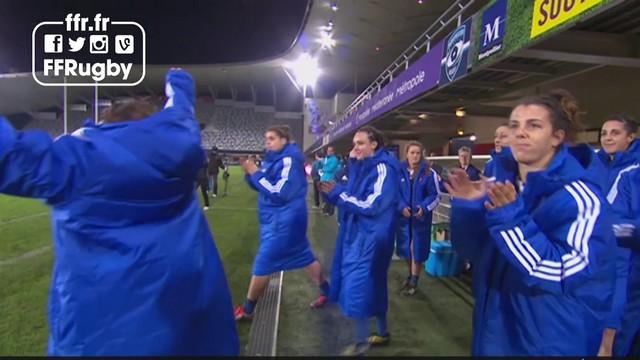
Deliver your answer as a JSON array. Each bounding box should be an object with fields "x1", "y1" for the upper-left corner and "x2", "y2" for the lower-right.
[{"x1": 0, "y1": 0, "x2": 484, "y2": 114}]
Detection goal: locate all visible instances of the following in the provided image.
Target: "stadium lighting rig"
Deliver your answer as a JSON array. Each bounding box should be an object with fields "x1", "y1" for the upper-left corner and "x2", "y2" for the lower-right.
[
  {"x1": 283, "y1": 53, "x2": 321, "y2": 97},
  {"x1": 318, "y1": 31, "x2": 336, "y2": 49}
]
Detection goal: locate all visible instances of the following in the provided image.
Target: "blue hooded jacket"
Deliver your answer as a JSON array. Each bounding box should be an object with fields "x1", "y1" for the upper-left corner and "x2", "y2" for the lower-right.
[
  {"x1": 596, "y1": 140, "x2": 640, "y2": 196},
  {"x1": 593, "y1": 141, "x2": 640, "y2": 331},
  {"x1": 245, "y1": 143, "x2": 316, "y2": 276},
  {"x1": 451, "y1": 145, "x2": 615, "y2": 356},
  {"x1": 0, "y1": 70, "x2": 239, "y2": 356},
  {"x1": 482, "y1": 147, "x2": 513, "y2": 180},
  {"x1": 395, "y1": 160, "x2": 441, "y2": 263},
  {"x1": 603, "y1": 141, "x2": 640, "y2": 356},
  {"x1": 324, "y1": 149, "x2": 400, "y2": 318}
]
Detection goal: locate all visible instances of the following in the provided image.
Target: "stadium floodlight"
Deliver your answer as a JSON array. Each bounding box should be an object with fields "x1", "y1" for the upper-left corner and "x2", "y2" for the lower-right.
[
  {"x1": 318, "y1": 31, "x2": 336, "y2": 49},
  {"x1": 288, "y1": 53, "x2": 320, "y2": 89}
]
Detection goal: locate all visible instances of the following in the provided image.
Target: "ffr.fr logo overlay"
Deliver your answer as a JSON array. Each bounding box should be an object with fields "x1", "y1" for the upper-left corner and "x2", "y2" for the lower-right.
[{"x1": 33, "y1": 13, "x2": 146, "y2": 86}]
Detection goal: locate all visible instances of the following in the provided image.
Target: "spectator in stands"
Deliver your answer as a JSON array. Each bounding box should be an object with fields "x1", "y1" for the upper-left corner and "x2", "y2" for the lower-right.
[
  {"x1": 595, "y1": 114, "x2": 639, "y2": 356},
  {"x1": 446, "y1": 89, "x2": 615, "y2": 356},
  {"x1": 235, "y1": 125, "x2": 330, "y2": 321},
  {"x1": 0, "y1": 69, "x2": 239, "y2": 355},
  {"x1": 321, "y1": 146, "x2": 339, "y2": 216},
  {"x1": 207, "y1": 146, "x2": 226, "y2": 197},
  {"x1": 396, "y1": 141, "x2": 441, "y2": 296},
  {"x1": 483, "y1": 124, "x2": 512, "y2": 179},
  {"x1": 456, "y1": 146, "x2": 481, "y2": 181},
  {"x1": 311, "y1": 151, "x2": 324, "y2": 209},
  {"x1": 319, "y1": 126, "x2": 400, "y2": 356}
]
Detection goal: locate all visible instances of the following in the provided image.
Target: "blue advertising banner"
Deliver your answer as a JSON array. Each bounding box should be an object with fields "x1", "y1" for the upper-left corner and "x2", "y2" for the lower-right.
[
  {"x1": 328, "y1": 40, "x2": 445, "y2": 143},
  {"x1": 478, "y1": 0, "x2": 507, "y2": 61}
]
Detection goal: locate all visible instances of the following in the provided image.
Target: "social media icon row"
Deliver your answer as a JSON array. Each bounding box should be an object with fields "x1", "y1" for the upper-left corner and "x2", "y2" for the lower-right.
[{"x1": 44, "y1": 34, "x2": 134, "y2": 54}]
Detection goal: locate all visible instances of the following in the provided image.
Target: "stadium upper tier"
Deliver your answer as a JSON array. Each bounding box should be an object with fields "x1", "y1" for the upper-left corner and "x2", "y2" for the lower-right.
[{"x1": 18, "y1": 100, "x2": 303, "y2": 152}]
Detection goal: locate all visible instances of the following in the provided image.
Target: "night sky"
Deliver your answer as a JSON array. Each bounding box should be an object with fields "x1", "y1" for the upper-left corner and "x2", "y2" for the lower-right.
[{"x1": 0, "y1": 0, "x2": 310, "y2": 73}]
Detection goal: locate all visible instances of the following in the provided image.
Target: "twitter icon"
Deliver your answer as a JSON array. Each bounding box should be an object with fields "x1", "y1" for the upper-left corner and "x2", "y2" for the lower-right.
[{"x1": 68, "y1": 37, "x2": 85, "y2": 52}]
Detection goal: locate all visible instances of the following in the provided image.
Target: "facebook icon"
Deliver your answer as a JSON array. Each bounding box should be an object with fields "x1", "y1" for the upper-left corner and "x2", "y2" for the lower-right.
[
  {"x1": 44, "y1": 34, "x2": 63, "y2": 53},
  {"x1": 478, "y1": 0, "x2": 507, "y2": 61}
]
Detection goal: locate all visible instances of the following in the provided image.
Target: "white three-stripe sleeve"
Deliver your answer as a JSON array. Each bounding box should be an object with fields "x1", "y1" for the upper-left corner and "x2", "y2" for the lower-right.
[
  {"x1": 607, "y1": 163, "x2": 640, "y2": 204},
  {"x1": 337, "y1": 163, "x2": 391, "y2": 216},
  {"x1": 256, "y1": 157, "x2": 292, "y2": 194},
  {"x1": 494, "y1": 181, "x2": 600, "y2": 282}
]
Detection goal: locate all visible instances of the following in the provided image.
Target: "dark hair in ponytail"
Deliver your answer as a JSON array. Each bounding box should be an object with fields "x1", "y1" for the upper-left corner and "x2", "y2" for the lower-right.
[{"x1": 517, "y1": 89, "x2": 584, "y2": 143}]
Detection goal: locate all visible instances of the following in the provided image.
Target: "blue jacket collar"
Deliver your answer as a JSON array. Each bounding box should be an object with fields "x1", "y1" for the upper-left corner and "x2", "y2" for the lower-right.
[
  {"x1": 495, "y1": 145, "x2": 591, "y2": 203},
  {"x1": 597, "y1": 139, "x2": 640, "y2": 168}
]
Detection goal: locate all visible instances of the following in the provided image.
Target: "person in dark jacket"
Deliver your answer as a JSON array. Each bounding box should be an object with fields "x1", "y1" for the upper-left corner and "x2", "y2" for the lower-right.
[
  {"x1": 457, "y1": 146, "x2": 481, "y2": 181},
  {"x1": 319, "y1": 126, "x2": 400, "y2": 356},
  {"x1": 446, "y1": 89, "x2": 615, "y2": 356},
  {"x1": 197, "y1": 157, "x2": 211, "y2": 210},
  {"x1": 207, "y1": 146, "x2": 226, "y2": 197},
  {"x1": 311, "y1": 151, "x2": 324, "y2": 209}
]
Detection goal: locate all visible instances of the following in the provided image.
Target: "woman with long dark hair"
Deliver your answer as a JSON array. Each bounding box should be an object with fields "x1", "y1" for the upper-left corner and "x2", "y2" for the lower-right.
[
  {"x1": 319, "y1": 126, "x2": 400, "y2": 356},
  {"x1": 446, "y1": 90, "x2": 615, "y2": 355}
]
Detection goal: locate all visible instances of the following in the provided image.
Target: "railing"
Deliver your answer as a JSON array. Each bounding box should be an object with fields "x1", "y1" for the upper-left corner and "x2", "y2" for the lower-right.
[
  {"x1": 326, "y1": 0, "x2": 477, "y2": 135},
  {"x1": 433, "y1": 193, "x2": 451, "y2": 223}
]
